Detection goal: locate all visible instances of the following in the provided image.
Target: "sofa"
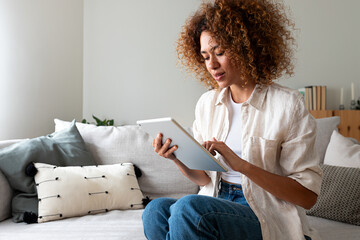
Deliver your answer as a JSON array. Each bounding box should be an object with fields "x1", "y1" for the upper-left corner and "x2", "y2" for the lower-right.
[{"x1": 0, "y1": 117, "x2": 359, "y2": 240}]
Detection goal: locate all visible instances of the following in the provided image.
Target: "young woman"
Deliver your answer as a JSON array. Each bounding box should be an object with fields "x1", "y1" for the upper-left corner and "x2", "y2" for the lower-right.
[{"x1": 142, "y1": 1, "x2": 322, "y2": 239}]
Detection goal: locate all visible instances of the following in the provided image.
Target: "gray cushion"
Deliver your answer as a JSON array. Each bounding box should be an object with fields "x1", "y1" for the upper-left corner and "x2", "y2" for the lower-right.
[
  {"x1": 306, "y1": 164, "x2": 360, "y2": 226},
  {"x1": 0, "y1": 121, "x2": 96, "y2": 223},
  {"x1": 315, "y1": 117, "x2": 340, "y2": 163}
]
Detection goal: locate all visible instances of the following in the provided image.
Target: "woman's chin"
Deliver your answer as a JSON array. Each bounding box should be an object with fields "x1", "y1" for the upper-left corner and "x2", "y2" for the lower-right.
[{"x1": 216, "y1": 81, "x2": 230, "y2": 89}]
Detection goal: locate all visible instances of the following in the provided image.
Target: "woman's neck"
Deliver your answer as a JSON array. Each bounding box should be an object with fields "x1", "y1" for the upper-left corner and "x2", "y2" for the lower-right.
[{"x1": 229, "y1": 81, "x2": 256, "y2": 103}]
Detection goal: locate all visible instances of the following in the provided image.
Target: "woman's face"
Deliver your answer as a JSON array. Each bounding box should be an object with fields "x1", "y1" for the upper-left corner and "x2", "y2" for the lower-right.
[{"x1": 200, "y1": 31, "x2": 243, "y2": 89}]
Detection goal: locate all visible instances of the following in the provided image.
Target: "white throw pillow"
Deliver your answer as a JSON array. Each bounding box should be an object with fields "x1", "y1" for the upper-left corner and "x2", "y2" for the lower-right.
[
  {"x1": 324, "y1": 130, "x2": 360, "y2": 168},
  {"x1": 34, "y1": 162, "x2": 144, "y2": 223}
]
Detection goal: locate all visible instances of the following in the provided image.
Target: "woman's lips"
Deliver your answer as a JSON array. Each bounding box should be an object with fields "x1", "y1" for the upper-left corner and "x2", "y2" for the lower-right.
[{"x1": 214, "y1": 72, "x2": 225, "y2": 81}]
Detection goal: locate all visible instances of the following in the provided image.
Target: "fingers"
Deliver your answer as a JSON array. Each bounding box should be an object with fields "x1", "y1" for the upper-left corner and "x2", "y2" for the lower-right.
[
  {"x1": 153, "y1": 133, "x2": 177, "y2": 159},
  {"x1": 208, "y1": 143, "x2": 217, "y2": 156},
  {"x1": 203, "y1": 140, "x2": 217, "y2": 156},
  {"x1": 157, "y1": 138, "x2": 172, "y2": 155},
  {"x1": 153, "y1": 133, "x2": 163, "y2": 152}
]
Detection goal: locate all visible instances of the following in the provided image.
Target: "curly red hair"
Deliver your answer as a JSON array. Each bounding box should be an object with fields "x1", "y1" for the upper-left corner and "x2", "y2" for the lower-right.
[{"x1": 176, "y1": 0, "x2": 296, "y2": 89}]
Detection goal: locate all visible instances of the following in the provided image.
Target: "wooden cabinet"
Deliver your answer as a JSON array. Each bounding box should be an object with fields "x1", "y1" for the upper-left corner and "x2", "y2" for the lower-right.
[{"x1": 309, "y1": 110, "x2": 360, "y2": 142}]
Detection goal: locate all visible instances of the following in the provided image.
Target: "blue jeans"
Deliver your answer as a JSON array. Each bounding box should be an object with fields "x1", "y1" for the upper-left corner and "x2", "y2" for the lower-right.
[
  {"x1": 142, "y1": 181, "x2": 312, "y2": 240},
  {"x1": 142, "y1": 181, "x2": 262, "y2": 240},
  {"x1": 217, "y1": 181, "x2": 250, "y2": 207}
]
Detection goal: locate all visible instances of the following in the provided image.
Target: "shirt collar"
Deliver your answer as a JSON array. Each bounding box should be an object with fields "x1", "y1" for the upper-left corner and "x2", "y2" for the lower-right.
[{"x1": 215, "y1": 84, "x2": 269, "y2": 110}]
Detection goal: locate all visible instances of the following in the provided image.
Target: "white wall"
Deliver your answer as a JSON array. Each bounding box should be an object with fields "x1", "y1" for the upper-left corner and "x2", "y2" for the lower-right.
[
  {"x1": 0, "y1": 0, "x2": 84, "y2": 140},
  {"x1": 83, "y1": 0, "x2": 206, "y2": 127},
  {"x1": 84, "y1": 0, "x2": 360, "y2": 127},
  {"x1": 282, "y1": 0, "x2": 360, "y2": 110},
  {"x1": 1, "y1": 0, "x2": 359, "y2": 140}
]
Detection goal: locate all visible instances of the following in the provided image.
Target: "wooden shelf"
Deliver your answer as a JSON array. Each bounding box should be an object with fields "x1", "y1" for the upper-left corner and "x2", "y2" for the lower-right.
[
  {"x1": 309, "y1": 110, "x2": 360, "y2": 142},
  {"x1": 309, "y1": 110, "x2": 333, "y2": 119}
]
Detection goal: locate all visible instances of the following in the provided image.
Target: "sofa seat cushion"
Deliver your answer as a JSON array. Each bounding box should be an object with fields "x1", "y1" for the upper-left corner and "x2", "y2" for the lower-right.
[
  {"x1": 54, "y1": 119, "x2": 199, "y2": 199},
  {"x1": 0, "y1": 209, "x2": 146, "y2": 240},
  {"x1": 307, "y1": 216, "x2": 360, "y2": 240},
  {"x1": 1, "y1": 209, "x2": 360, "y2": 240}
]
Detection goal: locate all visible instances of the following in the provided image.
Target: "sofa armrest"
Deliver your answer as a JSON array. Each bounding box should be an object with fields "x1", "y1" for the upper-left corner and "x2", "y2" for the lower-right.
[
  {"x1": 0, "y1": 139, "x2": 27, "y2": 222},
  {"x1": 0, "y1": 171, "x2": 12, "y2": 222}
]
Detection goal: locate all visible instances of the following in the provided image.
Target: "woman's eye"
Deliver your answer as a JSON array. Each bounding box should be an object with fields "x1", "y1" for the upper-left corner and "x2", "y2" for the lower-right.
[
  {"x1": 203, "y1": 56, "x2": 210, "y2": 61},
  {"x1": 216, "y1": 52, "x2": 224, "y2": 56}
]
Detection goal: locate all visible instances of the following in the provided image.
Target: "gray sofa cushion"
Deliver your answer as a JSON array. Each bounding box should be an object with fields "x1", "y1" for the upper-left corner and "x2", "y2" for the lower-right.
[
  {"x1": 54, "y1": 119, "x2": 199, "y2": 199},
  {"x1": 307, "y1": 164, "x2": 360, "y2": 226},
  {"x1": 0, "y1": 121, "x2": 96, "y2": 223}
]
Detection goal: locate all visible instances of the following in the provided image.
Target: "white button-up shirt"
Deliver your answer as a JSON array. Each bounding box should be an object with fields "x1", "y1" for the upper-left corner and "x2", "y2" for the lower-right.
[{"x1": 193, "y1": 83, "x2": 322, "y2": 240}]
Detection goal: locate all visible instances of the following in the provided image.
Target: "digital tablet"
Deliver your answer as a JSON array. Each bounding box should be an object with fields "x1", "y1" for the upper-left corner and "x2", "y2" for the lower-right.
[{"x1": 136, "y1": 117, "x2": 227, "y2": 172}]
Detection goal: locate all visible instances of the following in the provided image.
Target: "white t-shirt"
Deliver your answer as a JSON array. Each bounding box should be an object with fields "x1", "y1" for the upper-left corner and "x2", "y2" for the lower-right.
[{"x1": 221, "y1": 91, "x2": 243, "y2": 184}]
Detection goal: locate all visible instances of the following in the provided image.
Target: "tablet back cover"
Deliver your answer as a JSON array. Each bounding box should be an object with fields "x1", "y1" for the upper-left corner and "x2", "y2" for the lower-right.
[{"x1": 137, "y1": 118, "x2": 227, "y2": 172}]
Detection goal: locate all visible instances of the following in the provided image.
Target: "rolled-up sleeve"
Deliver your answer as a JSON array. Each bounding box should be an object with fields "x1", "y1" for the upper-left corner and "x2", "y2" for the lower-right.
[{"x1": 280, "y1": 96, "x2": 322, "y2": 195}]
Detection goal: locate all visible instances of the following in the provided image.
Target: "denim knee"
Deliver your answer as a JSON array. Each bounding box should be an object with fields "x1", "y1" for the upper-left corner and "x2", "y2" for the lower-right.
[
  {"x1": 171, "y1": 195, "x2": 211, "y2": 211},
  {"x1": 169, "y1": 194, "x2": 211, "y2": 221},
  {"x1": 142, "y1": 197, "x2": 174, "y2": 223},
  {"x1": 142, "y1": 197, "x2": 177, "y2": 240}
]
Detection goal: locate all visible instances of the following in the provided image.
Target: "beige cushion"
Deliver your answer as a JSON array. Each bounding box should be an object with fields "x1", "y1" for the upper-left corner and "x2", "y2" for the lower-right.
[
  {"x1": 0, "y1": 139, "x2": 27, "y2": 222},
  {"x1": 324, "y1": 130, "x2": 360, "y2": 168},
  {"x1": 54, "y1": 119, "x2": 199, "y2": 199},
  {"x1": 35, "y1": 163, "x2": 144, "y2": 223}
]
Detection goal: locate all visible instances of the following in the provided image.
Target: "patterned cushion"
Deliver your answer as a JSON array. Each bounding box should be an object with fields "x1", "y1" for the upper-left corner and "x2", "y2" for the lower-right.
[
  {"x1": 306, "y1": 164, "x2": 360, "y2": 226},
  {"x1": 34, "y1": 163, "x2": 144, "y2": 223}
]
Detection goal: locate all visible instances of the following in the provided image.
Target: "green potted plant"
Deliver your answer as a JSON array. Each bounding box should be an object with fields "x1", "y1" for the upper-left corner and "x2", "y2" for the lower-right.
[{"x1": 82, "y1": 115, "x2": 114, "y2": 126}]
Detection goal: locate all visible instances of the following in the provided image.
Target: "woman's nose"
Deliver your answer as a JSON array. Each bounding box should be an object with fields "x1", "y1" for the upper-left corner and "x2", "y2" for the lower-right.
[{"x1": 208, "y1": 56, "x2": 219, "y2": 69}]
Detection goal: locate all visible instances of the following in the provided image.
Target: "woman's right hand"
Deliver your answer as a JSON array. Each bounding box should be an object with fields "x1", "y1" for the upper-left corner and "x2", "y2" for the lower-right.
[
  {"x1": 152, "y1": 133, "x2": 178, "y2": 161},
  {"x1": 153, "y1": 133, "x2": 211, "y2": 186}
]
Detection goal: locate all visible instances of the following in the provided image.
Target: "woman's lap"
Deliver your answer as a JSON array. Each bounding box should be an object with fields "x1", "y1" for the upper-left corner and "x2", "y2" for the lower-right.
[{"x1": 142, "y1": 195, "x2": 262, "y2": 240}]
